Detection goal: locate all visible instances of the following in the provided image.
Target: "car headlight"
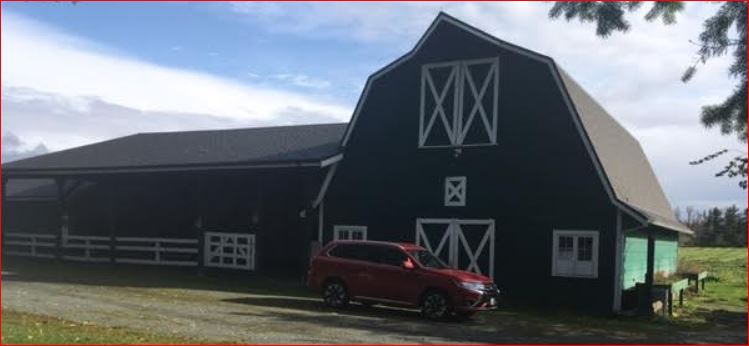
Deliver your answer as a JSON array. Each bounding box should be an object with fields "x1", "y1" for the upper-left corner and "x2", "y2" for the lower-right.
[{"x1": 455, "y1": 281, "x2": 485, "y2": 292}]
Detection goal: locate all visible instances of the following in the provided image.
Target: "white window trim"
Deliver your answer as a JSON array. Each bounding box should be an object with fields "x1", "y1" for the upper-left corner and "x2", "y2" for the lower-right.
[
  {"x1": 551, "y1": 230, "x2": 599, "y2": 279},
  {"x1": 333, "y1": 225, "x2": 368, "y2": 241},
  {"x1": 444, "y1": 176, "x2": 467, "y2": 207}
]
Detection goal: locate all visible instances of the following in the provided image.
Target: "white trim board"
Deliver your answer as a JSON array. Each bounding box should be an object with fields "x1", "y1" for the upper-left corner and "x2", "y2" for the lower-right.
[{"x1": 312, "y1": 163, "x2": 339, "y2": 208}]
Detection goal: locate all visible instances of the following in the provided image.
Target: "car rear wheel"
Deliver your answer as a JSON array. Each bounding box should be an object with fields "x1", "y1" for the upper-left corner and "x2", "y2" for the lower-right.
[
  {"x1": 322, "y1": 281, "x2": 349, "y2": 308},
  {"x1": 420, "y1": 291, "x2": 451, "y2": 321}
]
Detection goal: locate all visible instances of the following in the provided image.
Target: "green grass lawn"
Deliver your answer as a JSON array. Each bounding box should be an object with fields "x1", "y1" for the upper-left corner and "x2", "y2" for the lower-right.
[
  {"x1": 1, "y1": 311, "x2": 213, "y2": 344},
  {"x1": 678, "y1": 247, "x2": 748, "y2": 316},
  {"x1": 481, "y1": 247, "x2": 747, "y2": 339}
]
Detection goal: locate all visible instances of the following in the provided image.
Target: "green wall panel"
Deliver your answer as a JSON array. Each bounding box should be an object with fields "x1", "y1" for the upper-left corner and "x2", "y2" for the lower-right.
[{"x1": 622, "y1": 230, "x2": 679, "y2": 289}]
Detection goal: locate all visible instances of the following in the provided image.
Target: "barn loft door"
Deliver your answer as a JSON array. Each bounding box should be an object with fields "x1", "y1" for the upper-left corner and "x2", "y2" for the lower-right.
[
  {"x1": 419, "y1": 57, "x2": 499, "y2": 148},
  {"x1": 415, "y1": 218, "x2": 495, "y2": 278}
]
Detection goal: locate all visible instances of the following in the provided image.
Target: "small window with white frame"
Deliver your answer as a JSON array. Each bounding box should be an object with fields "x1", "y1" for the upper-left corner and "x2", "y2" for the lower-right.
[
  {"x1": 334, "y1": 225, "x2": 367, "y2": 241},
  {"x1": 444, "y1": 176, "x2": 467, "y2": 207},
  {"x1": 552, "y1": 230, "x2": 599, "y2": 278}
]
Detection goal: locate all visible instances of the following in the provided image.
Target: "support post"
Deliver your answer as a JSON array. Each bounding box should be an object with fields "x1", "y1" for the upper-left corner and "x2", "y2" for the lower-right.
[
  {"x1": 2, "y1": 177, "x2": 8, "y2": 255},
  {"x1": 643, "y1": 229, "x2": 656, "y2": 316},
  {"x1": 55, "y1": 177, "x2": 68, "y2": 261},
  {"x1": 107, "y1": 181, "x2": 117, "y2": 264}
]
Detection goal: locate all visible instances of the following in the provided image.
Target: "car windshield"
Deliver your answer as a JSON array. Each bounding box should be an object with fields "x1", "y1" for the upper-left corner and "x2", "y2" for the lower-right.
[{"x1": 410, "y1": 250, "x2": 447, "y2": 269}]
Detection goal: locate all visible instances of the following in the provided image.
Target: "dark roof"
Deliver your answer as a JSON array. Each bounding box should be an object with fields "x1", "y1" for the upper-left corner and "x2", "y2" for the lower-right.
[
  {"x1": 3, "y1": 123, "x2": 347, "y2": 175},
  {"x1": 558, "y1": 68, "x2": 692, "y2": 234}
]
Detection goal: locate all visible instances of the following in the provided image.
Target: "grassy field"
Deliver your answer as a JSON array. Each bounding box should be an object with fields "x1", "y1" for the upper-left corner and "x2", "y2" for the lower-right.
[
  {"x1": 1, "y1": 311, "x2": 211, "y2": 344},
  {"x1": 678, "y1": 247, "x2": 747, "y2": 316}
]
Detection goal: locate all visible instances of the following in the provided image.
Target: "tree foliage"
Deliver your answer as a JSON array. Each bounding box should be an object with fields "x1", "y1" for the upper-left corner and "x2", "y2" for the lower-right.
[
  {"x1": 550, "y1": 1, "x2": 748, "y2": 188},
  {"x1": 676, "y1": 205, "x2": 748, "y2": 246}
]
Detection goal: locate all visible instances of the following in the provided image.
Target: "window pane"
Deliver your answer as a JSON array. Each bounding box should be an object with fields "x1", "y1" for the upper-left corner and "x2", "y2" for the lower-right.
[
  {"x1": 558, "y1": 236, "x2": 574, "y2": 259},
  {"x1": 577, "y1": 237, "x2": 593, "y2": 261},
  {"x1": 373, "y1": 246, "x2": 407, "y2": 267},
  {"x1": 352, "y1": 231, "x2": 363, "y2": 240}
]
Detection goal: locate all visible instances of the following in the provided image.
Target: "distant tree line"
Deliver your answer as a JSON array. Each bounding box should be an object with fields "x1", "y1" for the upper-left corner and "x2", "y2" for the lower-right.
[{"x1": 675, "y1": 206, "x2": 748, "y2": 247}]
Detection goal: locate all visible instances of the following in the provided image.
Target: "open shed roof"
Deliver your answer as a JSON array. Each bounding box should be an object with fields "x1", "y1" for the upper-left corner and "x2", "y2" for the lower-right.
[{"x1": 2, "y1": 123, "x2": 347, "y2": 176}]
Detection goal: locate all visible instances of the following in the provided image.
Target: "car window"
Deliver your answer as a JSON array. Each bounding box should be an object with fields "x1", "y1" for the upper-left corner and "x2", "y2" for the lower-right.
[
  {"x1": 410, "y1": 250, "x2": 447, "y2": 269},
  {"x1": 370, "y1": 246, "x2": 407, "y2": 267},
  {"x1": 329, "y1": 244, "x2": 375, "y2": 262}
]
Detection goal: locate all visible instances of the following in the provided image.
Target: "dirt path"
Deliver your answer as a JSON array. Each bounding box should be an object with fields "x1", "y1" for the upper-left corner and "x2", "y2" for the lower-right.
[{"x1": 2, "y1": 262, "x2": 746, "y2": 344}]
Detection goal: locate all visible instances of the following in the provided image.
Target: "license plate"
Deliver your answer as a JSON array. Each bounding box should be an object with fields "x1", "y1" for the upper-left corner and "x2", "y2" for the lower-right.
[{"x1": 489, "y1": 298, "x2": 497, "y2": 306}]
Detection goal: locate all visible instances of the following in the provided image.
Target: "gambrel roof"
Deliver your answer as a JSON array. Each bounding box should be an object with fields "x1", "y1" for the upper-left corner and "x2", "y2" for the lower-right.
[
  {"x1": 3, "y1": 123, "x2": 347, "y2": 175},
  {"x1": 558, "y1": 69, "x2": 692, "y2": 234}
]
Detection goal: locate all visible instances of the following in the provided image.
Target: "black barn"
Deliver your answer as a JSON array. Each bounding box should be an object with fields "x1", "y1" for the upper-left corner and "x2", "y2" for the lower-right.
[{"x1": 2, "y1": 13, "x2": 690, "y2": 314}]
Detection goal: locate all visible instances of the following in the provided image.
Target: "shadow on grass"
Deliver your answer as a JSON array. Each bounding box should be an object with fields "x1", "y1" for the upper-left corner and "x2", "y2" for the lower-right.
[{"x1": 221, "y1": 295, "x2": 706, "y2": 344}]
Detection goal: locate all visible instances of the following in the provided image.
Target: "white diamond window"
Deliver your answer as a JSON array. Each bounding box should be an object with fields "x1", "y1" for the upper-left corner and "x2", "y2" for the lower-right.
[{"x1": 444, "y1": 177, "x2": 467, "y2": 207}]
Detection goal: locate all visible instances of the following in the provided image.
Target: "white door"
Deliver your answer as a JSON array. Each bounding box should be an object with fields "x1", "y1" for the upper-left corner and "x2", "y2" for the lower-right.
[
  {"x1": 415, "y1": 218, "x2": 495, "y2": 278},
  {"x1": 204, "y1": 232, "x2": 255, "y2": 270}
]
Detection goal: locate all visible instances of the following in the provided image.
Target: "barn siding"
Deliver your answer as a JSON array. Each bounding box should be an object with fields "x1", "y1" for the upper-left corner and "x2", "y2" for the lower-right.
[{"x1": 325, "y1": 20, "x2": 620, "y2": 312}]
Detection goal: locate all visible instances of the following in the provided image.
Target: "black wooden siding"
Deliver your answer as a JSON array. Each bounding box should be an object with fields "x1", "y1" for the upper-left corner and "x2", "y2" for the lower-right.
[{"x1": 324, "y1": 20, "x2": 619, "y2": 312}]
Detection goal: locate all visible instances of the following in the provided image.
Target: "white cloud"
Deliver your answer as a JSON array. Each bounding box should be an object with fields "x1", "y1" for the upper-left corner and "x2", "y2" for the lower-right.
[
  {"x1": 229, "y1": 2, "x2": 436, "y2": 46},
  {"x1": 1, "y1": 131, "x2": 49, "y2": 163},
  {"x1": 271, "y1": 73, "x2": 331, "y2": 89},
  {"x1": 1, "y1": 11, "x2": 350, "y2": 139}
]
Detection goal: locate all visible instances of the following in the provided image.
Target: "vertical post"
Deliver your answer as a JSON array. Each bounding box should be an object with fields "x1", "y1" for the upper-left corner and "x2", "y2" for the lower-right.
[
  {"x1": 55, "y1": 178, "x2": 67, "y2": 261},
  {"x1": 2, "y1": 177, "x2": 8, "y2": 255},
  {"x1": 107, "y1": 180, "x2": 117, "y2": 264},
  {"x1": 196, "y1": 215, "x2": 205, "y2": 274},
  {"x1": 644, "y1": 229, "x2": 656, "y2": 316}
]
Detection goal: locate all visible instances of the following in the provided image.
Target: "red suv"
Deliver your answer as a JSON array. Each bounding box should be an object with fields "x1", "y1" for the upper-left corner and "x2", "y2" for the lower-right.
[{"x1": 307, "y1": 240, "x2": 500, "y2": 320}]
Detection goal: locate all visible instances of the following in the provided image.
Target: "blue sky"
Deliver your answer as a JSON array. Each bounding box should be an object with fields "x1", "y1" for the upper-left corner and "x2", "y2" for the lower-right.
[{"x1": 1, "y1": 2, "x2": 746, "y2": 210}]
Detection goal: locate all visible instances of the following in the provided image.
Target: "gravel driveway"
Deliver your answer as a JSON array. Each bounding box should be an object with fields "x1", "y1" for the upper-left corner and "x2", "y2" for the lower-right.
[{"x1": 2, "y1": 259, "x2": 746, "y2": 344}]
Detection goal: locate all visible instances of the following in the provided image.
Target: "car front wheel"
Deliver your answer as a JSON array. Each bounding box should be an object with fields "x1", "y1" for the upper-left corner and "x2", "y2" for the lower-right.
[
  {"x1": 420, "y1": 291, "x2": 451, "y2": 321},
  {"x1": 322, "y1": 281, "x2": 349, "y2": 308}
]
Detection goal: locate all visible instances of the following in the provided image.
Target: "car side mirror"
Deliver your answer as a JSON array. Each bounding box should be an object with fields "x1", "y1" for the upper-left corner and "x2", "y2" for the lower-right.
[{"x1": 402, "y1": 260, "x2": 415, "y2": 270}]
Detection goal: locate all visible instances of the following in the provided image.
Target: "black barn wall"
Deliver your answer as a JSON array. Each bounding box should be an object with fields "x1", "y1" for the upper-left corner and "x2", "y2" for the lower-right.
[{"x1": 324, "y1": 21, "x2": 619, "y2": 312}]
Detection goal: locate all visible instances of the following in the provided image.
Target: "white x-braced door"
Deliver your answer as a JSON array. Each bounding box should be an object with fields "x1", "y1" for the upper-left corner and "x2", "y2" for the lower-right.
[
  {"x1": 415, "y1": 219, "x2": 495, "y2": 278},
  {"x1": 419, "y1": 57, "x2": 499, "y2": 148},
  {"x1": 204, "y1": 232, "x2": 255, "y2": 270}
]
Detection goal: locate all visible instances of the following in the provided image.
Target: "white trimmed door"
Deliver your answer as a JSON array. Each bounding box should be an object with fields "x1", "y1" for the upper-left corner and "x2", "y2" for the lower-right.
[
  {"x1": 204, "y1": 232, "x2": 255, "y2": 270},
  {"x1": 415, "y1": 218, "x2": 495, "y2": 278}
]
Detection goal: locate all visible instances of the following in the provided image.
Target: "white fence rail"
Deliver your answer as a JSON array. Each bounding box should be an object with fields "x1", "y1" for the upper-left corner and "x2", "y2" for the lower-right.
[
  {"x1": 115, "y1": 237, "x2": 198, "y2": 266},
  {"x1": 63, "y1": 235, "x2": 111, "y2": 263},
  {"x1": 6, "y1": 233, "x2": 214, "y2": 269},
  {"x1": 5, "y1": 233, "x2": 57, "y2": 259}
]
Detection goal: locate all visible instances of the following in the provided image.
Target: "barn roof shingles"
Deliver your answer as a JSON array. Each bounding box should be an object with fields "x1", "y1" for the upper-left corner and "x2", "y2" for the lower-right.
[
  {"x1": 3, "y1": 123, "x2": 347, "y2": 173},
  {"x1": 558, "y1": 68, "x2": 691, "y2": 234}
]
